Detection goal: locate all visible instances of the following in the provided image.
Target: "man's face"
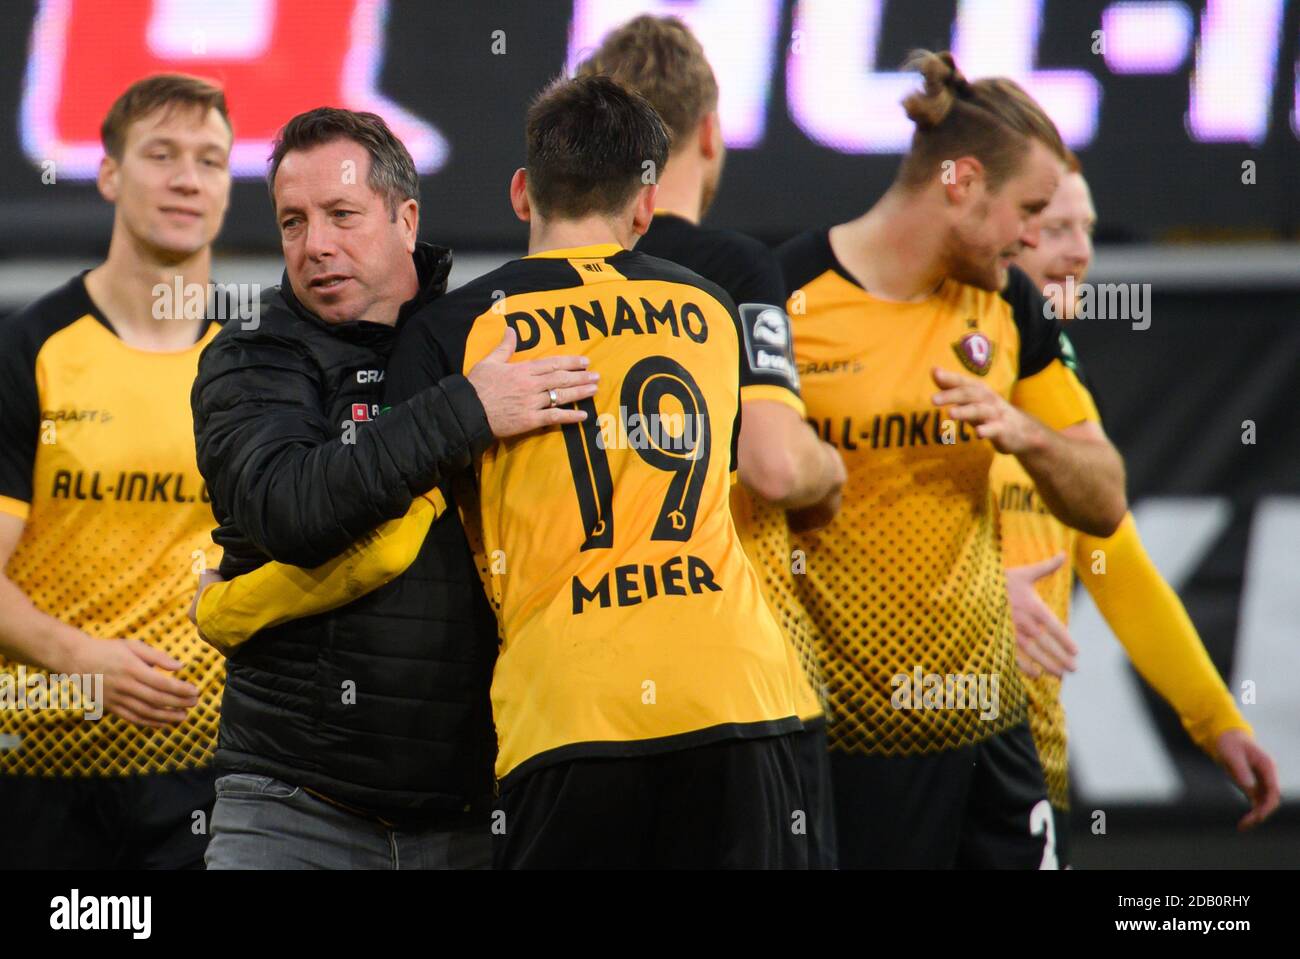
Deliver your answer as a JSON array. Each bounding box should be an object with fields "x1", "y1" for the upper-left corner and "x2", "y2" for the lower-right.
[
  {"x1": 104, "y1": 105, "x2": 232, "y2": 260},
  {"x1": 274, "y1": 139, "x2": 417, "y2": 325},
  {"x1": 944, "y1": 138, "x2": 1061, "y2": 292},
  {"x1": 1011, "y1": 171, "x2": 1096, "y2": 319}
]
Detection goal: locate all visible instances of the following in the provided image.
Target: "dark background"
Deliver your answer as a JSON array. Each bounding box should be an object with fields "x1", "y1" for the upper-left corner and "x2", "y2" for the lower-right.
[
  {"x1": 1, "y1": 0, "x2": 1298, "y2": 257},
  {"x1": 1064, "y1": 290, "x2": 1299, "y2": 866}
]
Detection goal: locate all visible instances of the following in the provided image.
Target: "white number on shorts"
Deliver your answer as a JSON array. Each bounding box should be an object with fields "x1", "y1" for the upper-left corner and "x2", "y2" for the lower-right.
[{"x1": 1029, "y1": 799, "x2": 1059, "y2": 870}]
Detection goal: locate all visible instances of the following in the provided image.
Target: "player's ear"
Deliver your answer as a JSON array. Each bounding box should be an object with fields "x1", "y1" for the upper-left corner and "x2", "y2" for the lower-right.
[
  {"x1": 943, "y1": 156, "x2": 984, "y2": 206},
  {"x1": 699, "y1": 111, "x2": 721, "y2": 160},
  {"x1": 631, "y1": 183, "x2": 658, "y2": 236},
  {"x1": 509, "y1": 168, "x2": 531, "y2": 223},
  {"x1": 396, "y1": 197, "x2": 419, "y2": 252},
  {"x1": 97, "y1": 154, "x2": 119, "y2": 204}
]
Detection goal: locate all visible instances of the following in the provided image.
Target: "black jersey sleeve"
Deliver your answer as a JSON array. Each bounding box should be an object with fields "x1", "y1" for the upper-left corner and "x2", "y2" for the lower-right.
[
  {"x1": 1001, "y1": 265, "x2": 1065, "y2": 379},
  {"x1": 729, "y1": 241, "x2": 801, "y2": 399},
  {"x1": 1056, "y1": 328, "x2": 1106, "y2": 426},
  {"x1": 0, "y1": 316, "x2": 39, "y2": 512}
]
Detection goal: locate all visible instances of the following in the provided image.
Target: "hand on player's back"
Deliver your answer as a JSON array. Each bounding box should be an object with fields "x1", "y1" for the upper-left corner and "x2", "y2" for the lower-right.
[
  {"x1": 467, "y1": 327, "x2": 601, "y2": 437},
  {"x1": 65, "y1": 635, "x2": 199, "y2": 729}
]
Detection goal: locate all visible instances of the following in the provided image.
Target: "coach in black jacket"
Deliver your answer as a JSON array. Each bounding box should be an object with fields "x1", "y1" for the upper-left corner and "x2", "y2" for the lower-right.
[{"x1": 190, "y1": 109, "x2": 597, "y2": 869}]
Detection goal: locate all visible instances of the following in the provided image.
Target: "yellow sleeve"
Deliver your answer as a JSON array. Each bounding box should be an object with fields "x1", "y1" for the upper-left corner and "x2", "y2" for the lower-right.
[
  {"x1": 1011, "y1": 358, "x2": 1100, "y2": 430},
  {"x1": 1073, "y1": 512, "x2": 1251, "y2": 759},
  {"x1": 740, "y1": 385, "x2": 806, "y2": 417},
  {"x1": 0, "y1": 495, "x2": 30, "y2": 521},
  {"x1": 196, "y1": 489, "x2": 445, "y2": 654}
]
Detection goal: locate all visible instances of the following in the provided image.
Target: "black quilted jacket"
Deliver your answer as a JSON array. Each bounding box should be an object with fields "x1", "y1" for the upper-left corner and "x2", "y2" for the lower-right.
[{"x1": 190, "y1": 243, "x2": 498, "y2": 821}]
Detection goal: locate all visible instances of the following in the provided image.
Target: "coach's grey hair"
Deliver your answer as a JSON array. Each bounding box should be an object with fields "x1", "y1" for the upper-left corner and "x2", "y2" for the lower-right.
[{"x1": 266, "y1": 107, "x2": 418, "y2": 219}]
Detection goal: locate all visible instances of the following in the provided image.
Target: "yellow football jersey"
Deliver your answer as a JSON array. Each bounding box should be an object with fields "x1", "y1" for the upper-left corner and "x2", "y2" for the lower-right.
[
  {"x1": 384, "y1": 243, "x2": 802, "y2": 785},
  {"x1": 777, "y1": 230, "x2": 1099, "y2": 757},
  {"x1": 991, "y1": 451, "x2": 1074, "y2": 806},
  {"x1": 731, "y1": 482, "x2": 828, "y2": 721},
  {"x1": 0, "y1": 275, "x2": 224, "y2": 776}
]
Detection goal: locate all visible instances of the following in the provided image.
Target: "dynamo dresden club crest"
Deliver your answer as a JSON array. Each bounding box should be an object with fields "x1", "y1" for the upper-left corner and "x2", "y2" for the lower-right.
[{"x1": 952, "y1": 331, "x2": 995, "y2": 375}]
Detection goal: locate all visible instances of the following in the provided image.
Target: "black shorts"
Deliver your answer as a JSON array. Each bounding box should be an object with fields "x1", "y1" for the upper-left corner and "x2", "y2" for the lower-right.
[
  {"x1": 493, "y1": 733, "x2": 808, "y2": 869},
  {"x1": 1053, "y1": 803, "x2": 1072, "y2": 869},
  {"x1": 830, "y1": 722, "x2": 1055, "y2": 869},
  {"x1": 0, "y1": 766, "x2": 217, "y2": 869},
  {"x1": 793, "y1": 720, "x2": 838, "y2": 869}
]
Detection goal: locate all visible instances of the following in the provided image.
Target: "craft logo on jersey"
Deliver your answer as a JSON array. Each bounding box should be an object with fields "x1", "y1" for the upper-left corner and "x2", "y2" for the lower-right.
[
  {"x1": 798, "y1": 359, "x2": 863, "y2": 376},
  {"x1": 739, "y1": 303, "x2": 799, "y2": 387},
  {"x1": 953, "y1": 330, "x2": 995, "y2": 375},
  {"x1": 42, "y1": 408, "x2": 113, "y2": 424}
]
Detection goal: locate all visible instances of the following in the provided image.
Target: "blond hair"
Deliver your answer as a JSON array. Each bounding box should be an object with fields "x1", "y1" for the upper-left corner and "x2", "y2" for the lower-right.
[
  {"x1": 897, "y1": 50, "x2": 1066, "y2": 190},
  {"x1": 576, "y1": 15, "x2": 718, "y2": 151}
]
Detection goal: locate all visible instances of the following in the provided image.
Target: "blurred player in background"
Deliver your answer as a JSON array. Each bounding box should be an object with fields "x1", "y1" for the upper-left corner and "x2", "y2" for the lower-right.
[
  {"x1": 996, "y1": 154, "x2": 1280, "y2": 864},
  {"x1": 576, "y1": 14, "x2": 845, "y2": 868},
  {"x1": 778, "y1": 52, "x2": 1127, "y2": 868},
  {"x1": 0, "y1": 75, "x2": 231, "y2": 868}
]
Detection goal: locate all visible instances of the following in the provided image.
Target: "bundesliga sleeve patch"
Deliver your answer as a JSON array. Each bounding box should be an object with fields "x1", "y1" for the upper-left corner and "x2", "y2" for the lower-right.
[{"x1": 738, "y1": 303, "x2": 800, "y2": 392}]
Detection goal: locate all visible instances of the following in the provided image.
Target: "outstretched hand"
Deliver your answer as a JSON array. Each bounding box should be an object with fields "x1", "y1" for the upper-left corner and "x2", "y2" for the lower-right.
[{"x1": 1005, "y1": 554, "x2": 1078, "y2": 679}]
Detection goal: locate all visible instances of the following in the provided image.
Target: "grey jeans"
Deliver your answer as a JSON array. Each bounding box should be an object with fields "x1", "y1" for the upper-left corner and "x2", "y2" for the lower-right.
[{"x1": 204, "y1": 773, "x2": 491, "y2": 870}]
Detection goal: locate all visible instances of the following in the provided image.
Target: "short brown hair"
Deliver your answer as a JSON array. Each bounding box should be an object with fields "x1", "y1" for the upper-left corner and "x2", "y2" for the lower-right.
[
  {"x1": 524, "y1": 74, "x2": 669, "y2": 220},
  {"x1": 575, "y1": 15, "x2": 718, "y2": 151},
  {"x1": 267, "y1": 107, "x2": 418, "y2": 218},
  {"x1": 100, "y1": 73, "x2": 230, "y2": 160},
  {"x1": 896, "y1": 50, "x2": 1067, "y2": 191}
]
